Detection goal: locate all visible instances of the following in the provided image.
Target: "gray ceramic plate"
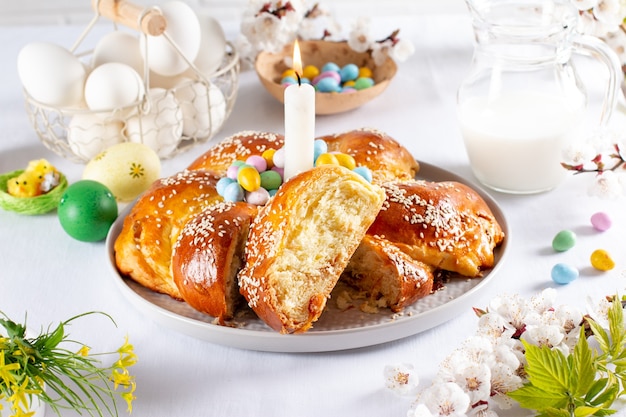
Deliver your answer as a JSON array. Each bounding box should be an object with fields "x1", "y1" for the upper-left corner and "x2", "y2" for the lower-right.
[{"x1": 105, "y1": 162, "x2": 509, "y2": 352}]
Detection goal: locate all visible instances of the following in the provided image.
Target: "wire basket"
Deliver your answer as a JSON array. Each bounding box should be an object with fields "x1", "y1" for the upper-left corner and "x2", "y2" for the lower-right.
[{"x1": 23, "y1": 1, "x2": 240, "y2": 163}]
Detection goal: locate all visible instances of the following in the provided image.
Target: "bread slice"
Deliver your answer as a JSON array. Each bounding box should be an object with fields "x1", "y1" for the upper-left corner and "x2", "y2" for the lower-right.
[
  {"x1": 342, "y1": 235, "x2": 435, "y2": 313},
  {"x1": 172, "y1": 201, "x2": 257, "y2": 323},
  {"x1": 238, "y1": 164, "x2": 386, "y2": 334}
]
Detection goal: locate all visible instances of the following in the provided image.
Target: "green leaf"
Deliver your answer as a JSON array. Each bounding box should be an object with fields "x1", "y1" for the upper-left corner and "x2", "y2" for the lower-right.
[
  {"x1": 42, "y1": 322, "x2": 65, "y2": 350},
  {"x1": 574, "y1": 405, "x2": 602, "y2": 417},
  {"x1": 508, "y1": 384, "x2": 570, "y2": 410},
  {"x1": 588, "y1": 378, "x2": 620, "y2": 409},
  {"x1": 572, "y1": 327, "x2": 597, "y2": 397},
  {"x1": 594, "y1": 408, "x2": 618, "y2": 416},
  {"x1": 587, "y1": 317, "x2": 611, "y2": 354},
  {"x1": 585, "y1": 378, "x2": 611, "y2": 404},
  {"x1": 543, "y1": 407, "x2": 570, "y2": 417},
  {"x1": 608, "y1": 298, "x2": 626, "y2": 355},
  {"x1": 0, "y1": 317, "x2": 26, "y2": 339},
  {"x1": 523, "y1": 341, "x2": 571, "y2": 393}
]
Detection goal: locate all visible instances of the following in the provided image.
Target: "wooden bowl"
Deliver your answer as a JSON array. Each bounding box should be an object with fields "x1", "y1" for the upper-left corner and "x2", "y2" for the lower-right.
[{"x1": 255, "y1": 40, "x2": 397, "y2": 115}]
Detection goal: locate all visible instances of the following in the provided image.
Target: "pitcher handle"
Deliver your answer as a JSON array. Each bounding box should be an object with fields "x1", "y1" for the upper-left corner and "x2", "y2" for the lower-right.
[{"x1": 572, "y1": 34, "x2": 622, "y2": 128}]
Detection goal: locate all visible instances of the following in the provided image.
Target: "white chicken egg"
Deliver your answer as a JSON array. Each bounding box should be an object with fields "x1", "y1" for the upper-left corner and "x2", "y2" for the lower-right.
[
  {"x1": 82, "y1": 142, "x2": 161, "y2": 202},
  {"x1": 125, "y1": 88, "x2": 183, "y2": 158},
  {"x1": 193, "y1": 13, "x2": 226, "y2": 76},
  {"x1": 84, "y1": 62, "x2": 144, "y2": 111},
  {"x1": 174, "y1": 80, "x2": 226, "y2": 138},
  {"x1": 17, "y1": 42, "x2": 86, "y2": 107},
  {"x1": 92, "y1": 31, "x2": 144, "y2": 75},
  {"x1": 142, "y1": 1, "x2": 201, "y2": 76},
  {"x1": 67, "y1": 113, "x2": 125, "y2": 160},
  {"x1": 148, "y1": 70, "x2": 187, "y2": 89}
]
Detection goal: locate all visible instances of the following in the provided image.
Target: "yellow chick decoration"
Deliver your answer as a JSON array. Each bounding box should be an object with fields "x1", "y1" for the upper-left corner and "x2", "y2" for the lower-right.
[{"x1": 7, "y1": 159, "x2": 60, "y2": 198}]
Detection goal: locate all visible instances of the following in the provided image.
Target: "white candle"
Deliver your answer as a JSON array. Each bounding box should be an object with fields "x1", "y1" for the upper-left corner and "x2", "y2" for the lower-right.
[{"x1": 283, "y1": 40, "x2": 315, "y2": 181}]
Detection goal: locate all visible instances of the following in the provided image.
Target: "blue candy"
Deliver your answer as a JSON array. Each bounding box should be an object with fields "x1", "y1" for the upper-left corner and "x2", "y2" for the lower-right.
[
  {"x1": 216, "y1": 177, "x2": 235, "y2": 196},
  {"x1": 281, "y1": 76, "x2": 297, "y2": 86},
  {"x1": 314, "y1": 139, "x2": 328, "y2": 162},
  {"x1": 315, "y1": 77, "x2": 341, "y2": 92},
  {"x1": 339, "y1": 63, "x2": 359, "y2": 82},
  {"x1": 321, "y1": 62, "x2": 340, "y2": 73},
  {"x1": 352, "y1": 166, "x2": 373, "y2": 183},
  {"x1": 551, "y1": 263, "x2": 579, "y2": 285},
  {"x1": 223, "y1": 182, "x2": 244, "y2": 202}
]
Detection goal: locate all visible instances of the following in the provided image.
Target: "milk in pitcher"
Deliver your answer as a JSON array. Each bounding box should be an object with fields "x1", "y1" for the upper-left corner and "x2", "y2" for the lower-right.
[{"x1": 459, "y1": 91, "x2": 585, "y2": 194}]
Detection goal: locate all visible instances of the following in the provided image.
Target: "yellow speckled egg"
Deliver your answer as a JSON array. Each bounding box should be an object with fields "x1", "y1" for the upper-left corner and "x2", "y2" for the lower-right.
[{"x1": 82, "y1": 142, "x2": 161, "y2": 202}]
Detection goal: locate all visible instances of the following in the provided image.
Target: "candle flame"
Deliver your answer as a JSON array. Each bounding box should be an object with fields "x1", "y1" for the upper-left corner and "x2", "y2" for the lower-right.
[{"x1": 293, "y1": 40, "x2": 303, "y2": 77}]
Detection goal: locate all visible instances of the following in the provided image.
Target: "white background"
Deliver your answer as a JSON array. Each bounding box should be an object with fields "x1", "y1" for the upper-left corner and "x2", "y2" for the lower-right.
[{"x1": 0, "y1": 0, "x2": 467, "y2": 25}]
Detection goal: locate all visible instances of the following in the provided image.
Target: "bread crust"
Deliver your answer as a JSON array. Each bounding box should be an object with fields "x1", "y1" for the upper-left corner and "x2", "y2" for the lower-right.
[
  {"x1": 368, "y1": 180, "x2": 505, "y2": 277},
  {"x1": 187, "y1": 131, "x2": 284, "y2": 174},
  {"x1": 343, "y1": 235, "x2": 435, "y2": 312},
  {"x1": 172, "y1": 201, "x2": 257, "y2": 322},
  {"x1": 318, "y1": 127, "x2": 420, "y2": 183},
  {"x1": 114, "y1": 169, "x2": 223, "y2": 299}
]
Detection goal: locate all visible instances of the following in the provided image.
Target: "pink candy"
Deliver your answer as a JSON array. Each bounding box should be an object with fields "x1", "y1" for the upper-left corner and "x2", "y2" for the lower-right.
[
  {"x1": 312, "y1": 71, "x2": 341, "y2": 85},
  {"x1": 591, "y1": 212, "x2": 612, "y2": 231}
]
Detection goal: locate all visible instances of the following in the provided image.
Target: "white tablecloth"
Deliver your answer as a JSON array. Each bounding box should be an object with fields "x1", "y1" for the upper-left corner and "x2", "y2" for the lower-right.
[{"x1": 2, "y1": 12, "x2": 626, "y2": 417}]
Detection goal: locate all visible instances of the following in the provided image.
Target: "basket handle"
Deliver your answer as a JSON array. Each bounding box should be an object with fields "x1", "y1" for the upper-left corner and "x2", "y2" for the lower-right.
[{"x1": 92, "y1": 0, "x2": 167, "y2": 36}]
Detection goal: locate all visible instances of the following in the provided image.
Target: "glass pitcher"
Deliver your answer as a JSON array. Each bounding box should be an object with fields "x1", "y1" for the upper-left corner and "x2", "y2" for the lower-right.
[{"x1": 457, "y1": 0, "x2": 622, "y2": 194}]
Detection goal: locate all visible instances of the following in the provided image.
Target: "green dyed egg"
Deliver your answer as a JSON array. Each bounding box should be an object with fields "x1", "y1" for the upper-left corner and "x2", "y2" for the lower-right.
[
  {"x1": 58, "y1": 180, "x2": 118, "y2": 242},
  {"x1": 552, "y1": 229, "x2": 576, "y2": 252}
]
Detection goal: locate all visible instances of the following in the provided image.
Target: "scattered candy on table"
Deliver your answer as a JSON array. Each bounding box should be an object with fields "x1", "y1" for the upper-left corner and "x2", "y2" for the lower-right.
[
  {"x1": 590, "y1": 212, "x2": 612, "y2": 232},
  {"x1": 216, "y1": 139, "x2": 372, "y2": 205},
  {"x1": 551, "y1": 229, "x2": 576, "y2": 252},
  {"x1": 590, "y1": 249, "x2": 615, "y2": 271},
  {"x1": 57, "y1": 180, "x2": 118, "y2": 242},
  {"x1": 280, "y1": 61, "x2": 375, "y2": 93},
  {"x1": 551, "y1": 263, "x2": 579, "y2": 285}
]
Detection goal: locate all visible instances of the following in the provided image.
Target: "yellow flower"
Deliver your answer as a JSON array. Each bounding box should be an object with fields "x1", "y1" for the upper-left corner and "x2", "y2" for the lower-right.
[
  {"x1": 11, "y1": 406, "x2": 36, "y2": 417},
  {"x1": 115, "y1": 336, "x2": 137, "y2": 370},
  {"x1": 120, "y1": 390, "x2": 136, "y2": 414},
  {"x1": 8, "y1": 377, "x2": 41, "y2": 412},
  {"x1": 76, "y1": 345, "x2": 90, "y2": 357},
  {"x1": 0, "y1": 354, "x2": 20, "y2": 386},
  {"x1": 111, "y1": 369, "x2": 133, "y2": 389}
]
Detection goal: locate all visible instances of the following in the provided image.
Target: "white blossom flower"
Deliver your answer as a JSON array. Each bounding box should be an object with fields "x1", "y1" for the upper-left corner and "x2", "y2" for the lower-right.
[
  {"x1": 588, "y1": 170, "x2": 624, "y2": 199},
  {"x1": 475, "y1": 313, "x2": 514, "y2": 342},
  {"x1": 391, "y1": 38, "x2": 416, "y2": 62},
  {"x1": 348, "y1": 17, "x2": 375, "y2": 53},
  {"x1": 438, "y1": 362, "x2": 492, "y2": 405},
  {"x1": 487, "y1": 294, "x2": 529, "y2": 336},
  {"x1": 408, "y1": 403, "x2": 436, "y2": 417},
  {"x1": 563, "y1": 141, "x2": 599, "y2": 166},
  {"x1": 372, "y1": 41, "x2": 395, "y2": 66},
  {"x1": 529, "y1": 288, "x2": 557, "y2": 314},
  {"x1": 419, "y1": 382, "x2": 470, "y2": 417},
  {"x1": 593, "y1": 0, "x2": 623, "y2": 27},
  {"x1": 489, "y1": 362, "x2": 524, "y2": 409},
  {"x1": 521, "y1": 324, "x2": 565, "y2": 349},
  {"x1": 586, "y1": 295, "x2": 612, "y2": 329},
  {"x1": 492, "y1": 343, "x2": 521, "y2": 373},
  {"x1": 468, "y1": 402, "x2": 500, "y2": 417},
  {"x1": 384, "y1": 363, "x2": 420, "y2": 396},
  {"x1": 571, "y1": 0, "x2": 600, "y2": 10}
]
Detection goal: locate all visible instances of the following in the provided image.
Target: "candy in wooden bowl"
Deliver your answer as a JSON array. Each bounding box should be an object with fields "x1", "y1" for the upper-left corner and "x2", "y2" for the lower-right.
[{"x1": 255, "y1": 40, "x2": 397, "y2": 115}]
